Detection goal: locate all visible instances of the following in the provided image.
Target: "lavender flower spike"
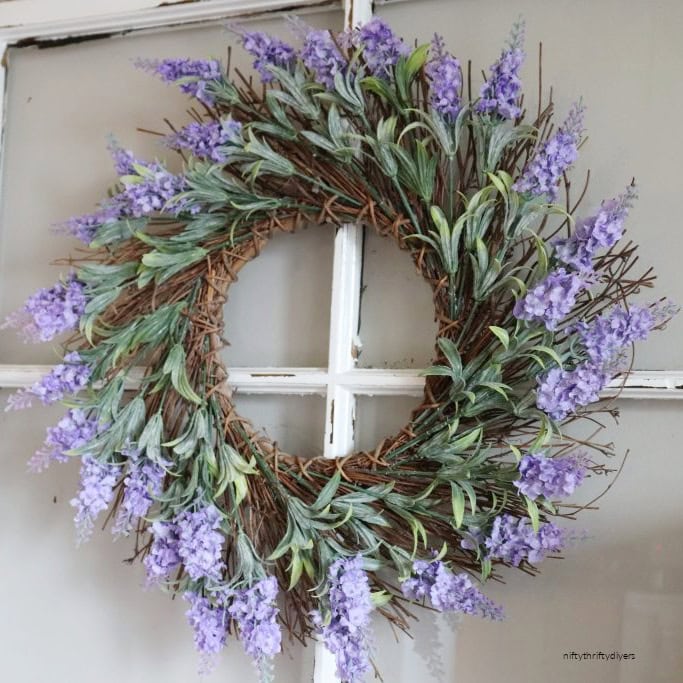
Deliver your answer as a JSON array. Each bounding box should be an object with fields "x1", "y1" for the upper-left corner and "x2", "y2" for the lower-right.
[
  {"x1": 29, "y1": 408, "x2": 98, "y2": 473},
  {"x1": 476, "y1": 20, "x2": 525, "y2": 120},
  {"x1": 555, "y1": 184, "x2": 637, "y2": 271},
  {"x1": 402, "y1": 559, "x2": 503, "y2": 620},
  {"x1": 228, "y1": 576, "x2": 282, "y2": 675},
  {"x1": 536, "y1": 362, "x2": 607, "y2": 421},
  {"x1": 185, "y1": 592, "x2": 229, "y2": 674},
  {"x1": 112, "y1": 447, "x2": 165, "y2": 536},
  {"x1": 356, "y1": 18, "x2": 409, "y2": 78},
  {"x1": 71, "y1": 456, "x2": 121, "y2": 544},
  {"x1": 6, "y1": 351, "x2": 91, "y2": 411},
  {"x1": 55, "y1": 204, "x2": 122, "y2": 245},
  {"x1": 144, "y1": 520, "x2": 181, "y2": 585},
  {"x1": 2, "y1": 273, "x2": 87, "y2": 343},
  {"x1": 231, "y1": 26, "x2": 297, "y2": 83},
  {"x1": 312, "y1": 555, "x2": 373, "y2": 683},
  {"x1": 514, "y1": 101, "x2": 585, "y2": 201},
  {"x1": 426, "y1": 34, "x2": 462, "y2": 122},
  {"x1": 176, "y1": 505, "x2": 225, "y2": 581},
  {"x1": 301, "y1": 28, "x2": 346, "y2": 89},
  {"x1": 165, "y1": 118, "x2": 242, "y2": 163},
  {"x1": 136, "y1": 57, "x2": 221, "y2": 105},
  {"x1": 513, "y1": 267, "x2": 586, "y2": 330},
  {"x1": 485, "y1": 514, "x2": 566, "y2": 566},
  {"x1": 514, "y1": 452, "x2": 587, "y2": 500}
]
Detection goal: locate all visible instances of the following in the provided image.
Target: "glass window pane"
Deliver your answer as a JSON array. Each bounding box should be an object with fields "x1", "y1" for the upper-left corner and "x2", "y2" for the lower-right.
[
  {"x1": 354, "y1": 395, "x2": 421, "y2": 452},
  {"x1": 232, "y1": 393, "x2": 327, "y2": 459},
  {"x1": 222, "y1": 225, "x2": 333, "y2": 367},
  {"x1": 0, "y1": 8, "x2": 343, "y2": 364},
  {"x1": 377, "y1": 0, "x2": 683, "y2": 370},
  {"x1": 357, "y1": 229, "x2": 437, "y2": 369},
  {"x1": 371, "y1": 400, "x2": 683, "y2": 681},
  {"x1": 0, "y1": 391, "x2": 314, "y2": 681}
]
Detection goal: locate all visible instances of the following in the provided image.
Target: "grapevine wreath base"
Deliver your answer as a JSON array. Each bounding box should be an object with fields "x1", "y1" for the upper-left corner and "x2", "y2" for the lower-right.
[{"x1": 4, "y1": 16, "x2": 676, "y2": 683}]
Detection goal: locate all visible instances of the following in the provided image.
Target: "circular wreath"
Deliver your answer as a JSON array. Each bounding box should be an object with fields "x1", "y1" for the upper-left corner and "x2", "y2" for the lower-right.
[{"x1": 4, "y1": 16, "x2": 676, "y2": 682}]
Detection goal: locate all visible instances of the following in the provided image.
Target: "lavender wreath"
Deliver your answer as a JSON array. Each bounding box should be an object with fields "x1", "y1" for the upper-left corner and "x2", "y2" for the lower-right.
[{"x1": 4, "y1": 17, "x2": 676, "y2": 682}]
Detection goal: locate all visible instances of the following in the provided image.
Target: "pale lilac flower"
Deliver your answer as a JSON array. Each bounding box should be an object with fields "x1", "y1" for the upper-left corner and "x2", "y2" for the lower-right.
[
  {"x1": 311, "y1": 555, "x2": 373, "y2": 683},
  {"x1": 3, "y1": 274, "x2": 87, "y2": 342},
  {"x1": 355, "y1": 18, "x2": 409, "y2": 78},
  {"x1": 485, "y1": 514, "x2": 566, "y2": 566},
  {"x1": 108, "y1": 138, "x2": 144, "y2": 176},
  {"x1": 513, "y1": 268, "x2": 586, "y2": 330},
  {"x1": 401, "y1": 560, "x2": 503, "y2": 620},
  {"x1": 165, "y1": 118, "x2": 242, "y2": 163},
  {"x1": 577, "y1": 305, "x2": 655, "y2": 368},
  {"x1": 536, "y1": 362, "x2": 607, "y2": 421},
  {"x1": 233, "y1": 28, "x2": 297, "y2": 82},
  {"x1": 426, "y1": 34, "x2": 462, "y2": 121},
  {"x1": 301, "y1": 27, "x2": 346, "y2": 89},
  {"x1": 184, "y1": 591, "x2": 229, "y2": 674},
  {"x1": 459, "y1": 526, "x2": 484, "y2": 552},
  {"x1": 176, "y1": 505, "x2": 225, "y2": 581},
  {"x1": 6, "y1": 352, "x2": 91, "y2": 411},
  {"x1": 136, "y1": 58, "x2": 222, "y2": 105},
  {"x1": 514, "y1": 452, "x2": 587, "y2": 499},
  {"x1": 144, "y1": 520, "x2": 181, "y2": 584},
  {"x1": 555, "y1": 185, "x2": 637, "y2": 271},
  {"x1": 476, "y1": 22, "x2": 525, "y2": 119},
  {"x1": 29, "y1": 408, "x2": 98, "y2": 473},
  {"x1": 55, "y1": 204, "x2": 122, "y2": 244},
  {"x1": 113, "y1": 163, "x2": 191, "y2": 218},
  {"x1": 71, "y1": 455, "x2": 121, "y2": 544},
  {"x1": 113, "y1": 448, "x2": 165, "y2": 536},
  {"x1": 514, "y1": 102, "x2": 585, "y2": 200},
  {"x1": 228, "y1": 576, "x2": 282, "y2": 669}
]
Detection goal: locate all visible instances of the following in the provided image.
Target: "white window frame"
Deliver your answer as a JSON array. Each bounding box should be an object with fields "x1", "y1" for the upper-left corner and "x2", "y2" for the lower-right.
[{"x1": 0, "y1": 0, "x2": 681, "y2": 681}]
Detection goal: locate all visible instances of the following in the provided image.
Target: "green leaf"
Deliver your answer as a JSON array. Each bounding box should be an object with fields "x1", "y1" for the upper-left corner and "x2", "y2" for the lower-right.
[
  {"x1": 525, "y1": 495, "x2": 540, "y2": 533},
  {"x1": 163, "y1": 344, "x2": 203, "y2": 405},
  {"x1": 488, "y1": 326, "x2": 510, "y2": 350},
  {"x1": 451, "y1": 482, "x2": 465, "y2": 528}
]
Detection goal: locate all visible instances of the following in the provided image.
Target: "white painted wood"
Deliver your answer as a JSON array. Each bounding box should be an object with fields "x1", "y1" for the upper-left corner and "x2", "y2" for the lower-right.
[
  {"x1": 0, "y1": 0, "x2": 336, "y2": 43},
  {"x1": 323, "y1": 223, "x2": 364, "y2": 457},
  {"x1": 2, "y1": 365, "x2": 683, "y2": 400}
]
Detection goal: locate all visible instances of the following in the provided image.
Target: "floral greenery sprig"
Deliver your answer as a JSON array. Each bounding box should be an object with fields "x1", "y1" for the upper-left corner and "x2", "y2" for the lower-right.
[{"x1": 3, "y1": 16, "x2": 676, "y2": 682}]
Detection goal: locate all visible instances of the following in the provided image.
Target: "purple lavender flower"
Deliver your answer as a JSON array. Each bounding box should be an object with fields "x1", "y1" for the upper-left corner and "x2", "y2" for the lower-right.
[
  {"x1": 184, "y1": 592, "x2": 229, "y2": 674},
  {"x1": 485, "y1": 514, "x2": 566, "y2": 566},
  {"x1": 71, "y1": 455, "x2": 121, "y2": 544},
  {"x1": 301, "y1": 28, "x2": 346, "y2": 89},
  {"x1": 514, "y1": 102, "x2": 585, "y2": 201},
  {"x1": 7, "y1": 352, "x2": 91, "y2": 411},
  {"x1": 476, "y1": 22, "x2": 525, "y2": 119},
  {"x1": 29, "y1": 408, "x2": 98, "y2": 472},
  {"x1": 113, "y1": 448, "x2": 165, "y2": 536},
  {"x1": 144, "y1": 520, "x2": 182, "y2": 584},
  {"x1": 176, "y1": 505, "x2": 225, "y2": 581},
  {"x1": 108, "y1": 138, "x2": 144, "y2": 176},
  {"x1": 114, "y1": 163, "x2": 190, "y2": 218},
  {"x1": 228, "y1": 576, "x2": 282, "y2": 669},
  {"x1": 513, "y1": 268, "x2": 586, "y2": 330},
  {"x1": 311, "y1": 555, "x2": 373, "y2": 683},
  {"x1": 355, "y1": 18, "x2": 409, "y2": 78},
  {"x1": 3, "y1": 274, "x2": 87, "y2": 343},
  {"x1": 233, "y1": 28, "x2": 297, "y2": 82},
  {"x1": 426, "y1": 34, "x2": 462, "y2": 122},
  {"x1": 55, "y1": 204, "x2": 122, "y2": 244},
  {"x1": 401, "y1": 560, "x2": 503, "y2": 620},
  {"x1": 577, "y1": 305, "x2": 655, "y2": 367},
  {"x1": 165, "y1": 118, "x2": 242, "y2": 163},
  {"x1": 136, "y1": 58, "x2": 222, "y2": 105},
  {"x1": 536, "y1": 362, "x2": 607, "y2": 421},
  {"x1": 514, "y1": 452, "x2": 587, "y2": 500},
  {"x1": 555, "y1": 185, "x2": 637, "y2": 271}
]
